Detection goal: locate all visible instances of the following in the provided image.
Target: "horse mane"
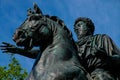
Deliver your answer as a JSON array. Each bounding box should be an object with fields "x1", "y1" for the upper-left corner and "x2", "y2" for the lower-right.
[
  {"x1": 44, "y1": 15, "x2": 77, "y2": 52},
  {"x1": 44, "y1": 15, "x2": 73, "y2": 40}
]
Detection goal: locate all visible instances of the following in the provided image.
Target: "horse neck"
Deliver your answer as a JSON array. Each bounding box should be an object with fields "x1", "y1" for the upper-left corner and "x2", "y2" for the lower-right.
[
  {"x1": 40, "y1": 39, "x2": 52, "y2": 52},
  {"x1": 52, "y1": 28, "x2": 72, "y2": 46},
  {"x1": 45, "y1": 15, "x2": 72, "y2": 42},
  {"x1": 40, "y1": 17, "x2": 74, "y2": 50}
]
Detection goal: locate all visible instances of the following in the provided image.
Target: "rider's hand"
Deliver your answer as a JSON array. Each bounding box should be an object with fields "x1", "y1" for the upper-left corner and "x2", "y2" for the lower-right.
[{"x1": 0, "y1": 42, "x2": 19, "y2": 54}]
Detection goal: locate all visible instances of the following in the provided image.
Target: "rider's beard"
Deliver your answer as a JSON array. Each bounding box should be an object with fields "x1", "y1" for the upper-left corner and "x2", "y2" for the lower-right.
[{"x1": 77, "y1": 30, "x2": 88, "y2": 40}]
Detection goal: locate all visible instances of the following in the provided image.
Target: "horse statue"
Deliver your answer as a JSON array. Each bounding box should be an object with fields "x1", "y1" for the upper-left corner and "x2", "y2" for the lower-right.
[{"x1": 0, "y1": 4, "x2": 88, "y2": 80}]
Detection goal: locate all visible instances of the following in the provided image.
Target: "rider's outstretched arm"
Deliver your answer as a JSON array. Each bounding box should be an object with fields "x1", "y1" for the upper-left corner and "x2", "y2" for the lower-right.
[{"x1": 0, "y1": 42, "x2": 40, "y2": 59}]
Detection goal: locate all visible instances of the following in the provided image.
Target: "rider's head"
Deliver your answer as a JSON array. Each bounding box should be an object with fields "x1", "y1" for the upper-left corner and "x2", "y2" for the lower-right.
[{"x1": 74, "y1": 17, "x2": 95, "y2": 39}]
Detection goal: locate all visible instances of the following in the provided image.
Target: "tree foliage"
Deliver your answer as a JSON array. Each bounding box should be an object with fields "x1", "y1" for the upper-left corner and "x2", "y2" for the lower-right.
[{"x1": 0, "y1": 56, "x2": 28, "y2": 80}]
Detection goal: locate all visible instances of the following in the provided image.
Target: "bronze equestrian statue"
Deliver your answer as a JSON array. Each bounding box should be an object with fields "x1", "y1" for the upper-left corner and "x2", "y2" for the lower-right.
[{"x1": 1, "y1": 3, "x2": 120, "y2": 80}]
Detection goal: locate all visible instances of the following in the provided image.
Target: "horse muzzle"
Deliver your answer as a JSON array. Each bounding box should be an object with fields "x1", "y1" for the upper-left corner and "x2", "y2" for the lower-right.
[{"x1": 12, "y1": 29, "x2": 26, "y2": 46}]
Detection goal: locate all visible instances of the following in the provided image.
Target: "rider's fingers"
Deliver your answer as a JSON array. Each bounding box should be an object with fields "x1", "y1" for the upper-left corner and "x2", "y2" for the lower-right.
[
  {"x1": 2, "y1": 50, "x2": 15, "y2": 54},
  {"x1": 2, "y1": 42, "x2": 13, "y2": 46},
  {"x1": 0, "y1": 45, "x2": 9, "y2": 47},
  {"x1": 2, "y1": 51, "x2": 10, "y2": 53},
  {"x1": 0, "y1": 48, "x2": 11, "y2": 51},
  {"x1": 0, "y1": 46, "x2": 13, "y2": 50},
  {"x1": 0, "y1": 45, "x2": 14, "y2": 48},
  {"x1": 2, "y1": 42, "x2": 9, "y2": 45},
  {"x1": 0, "y1": 47, "x2": 14, "y2": 51}
]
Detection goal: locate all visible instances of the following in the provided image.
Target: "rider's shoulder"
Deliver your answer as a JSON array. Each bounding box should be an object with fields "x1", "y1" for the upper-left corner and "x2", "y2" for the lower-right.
[{"x1": 93, "y1": 34, "x2": 111, "y2": 39}]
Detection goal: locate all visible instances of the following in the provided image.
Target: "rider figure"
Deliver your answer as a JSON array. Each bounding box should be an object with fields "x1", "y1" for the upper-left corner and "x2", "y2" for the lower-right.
[{"x1": 74, "y1": 17, "x2": 120, "y2": 80}]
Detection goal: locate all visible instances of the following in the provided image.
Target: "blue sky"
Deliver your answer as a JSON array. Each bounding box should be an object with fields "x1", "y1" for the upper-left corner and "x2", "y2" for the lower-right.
[{"x1": 0, "y1": 0, "x2": 120, "y2": 73}]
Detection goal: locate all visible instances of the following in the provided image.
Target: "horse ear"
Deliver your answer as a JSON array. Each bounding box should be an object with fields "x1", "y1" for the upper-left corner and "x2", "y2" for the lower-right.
[
  {"x1": 33, "y1": 3, "x2": 43, "y2": 15},
  {"x1": 27, "y1": 8, "x2": 34, "y2": 16}
]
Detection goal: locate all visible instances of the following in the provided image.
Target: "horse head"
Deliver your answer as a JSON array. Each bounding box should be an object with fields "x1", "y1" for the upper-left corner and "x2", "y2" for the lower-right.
[{"x1": 13, "y1": 3, "x2": 52, "y2": 50}]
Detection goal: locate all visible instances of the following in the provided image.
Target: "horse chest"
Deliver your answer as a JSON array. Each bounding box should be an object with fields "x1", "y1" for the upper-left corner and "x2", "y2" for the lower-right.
[{"x1": 35, "y1": 43, "x2": 73, "y2": 69}]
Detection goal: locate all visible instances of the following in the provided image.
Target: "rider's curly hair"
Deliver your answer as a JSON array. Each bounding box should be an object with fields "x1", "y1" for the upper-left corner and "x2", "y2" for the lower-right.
[{"x1": 74, "y1": 17, "x2": 95, "y2": 35}]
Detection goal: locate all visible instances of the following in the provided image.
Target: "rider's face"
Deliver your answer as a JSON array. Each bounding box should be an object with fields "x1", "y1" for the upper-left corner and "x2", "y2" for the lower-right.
[{"x1": 74, "y1": 21, "x2": 89, "y2": 38}]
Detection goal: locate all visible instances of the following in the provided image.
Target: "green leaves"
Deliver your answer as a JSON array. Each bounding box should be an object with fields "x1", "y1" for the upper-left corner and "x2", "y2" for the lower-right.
[{"x1": 0, "y1": 57, "x2": 28, "y2": 80}]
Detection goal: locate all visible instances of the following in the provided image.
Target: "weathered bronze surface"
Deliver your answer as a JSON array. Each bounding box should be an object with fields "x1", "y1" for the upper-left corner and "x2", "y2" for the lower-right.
[
  {"x1": 0, "y1": 4, "x2": 87, "y2": 80},
  {"x1": 1, "y1": 3, "x2": 120, "y2": 80}
]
